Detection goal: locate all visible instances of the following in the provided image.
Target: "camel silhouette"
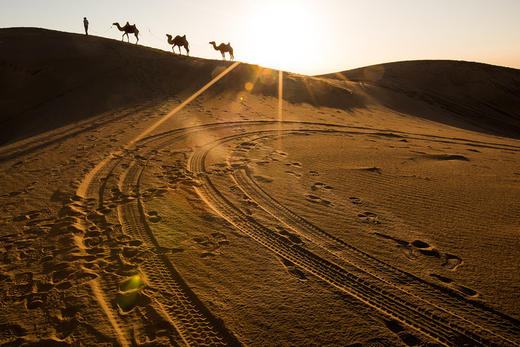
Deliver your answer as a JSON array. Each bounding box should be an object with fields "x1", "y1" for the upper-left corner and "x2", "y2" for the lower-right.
[
  {"x1": 209, "y1": 41, "x2": 234, "y2": 61},
  {"x1": 166, "y1": 34, "x2": 190, "y2": 56},
  {"x1": 113, "y1": 22, "x2": 139, "y2": 44}
]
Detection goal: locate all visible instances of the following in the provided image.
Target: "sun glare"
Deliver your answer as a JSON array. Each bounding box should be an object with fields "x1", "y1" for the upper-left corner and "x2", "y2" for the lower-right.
[{"x1": 246, "y1": 2, "x2": 321, "y2": 72}]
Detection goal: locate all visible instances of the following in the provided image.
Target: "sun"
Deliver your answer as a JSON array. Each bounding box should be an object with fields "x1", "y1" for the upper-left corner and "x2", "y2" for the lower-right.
[{"x1": 245, "y1": 1, "x2": 321, "y2": 73}]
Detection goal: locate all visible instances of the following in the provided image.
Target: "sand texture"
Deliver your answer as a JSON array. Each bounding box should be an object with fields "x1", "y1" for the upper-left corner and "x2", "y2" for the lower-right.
[{"x1": 1, "y1": 28, "x2": 520, "y2": 346}]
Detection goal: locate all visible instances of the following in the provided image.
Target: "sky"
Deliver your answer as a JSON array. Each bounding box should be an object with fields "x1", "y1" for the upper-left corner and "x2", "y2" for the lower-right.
[{"x1": 1, "y1": 0, "x2": 519, "y2": 75}]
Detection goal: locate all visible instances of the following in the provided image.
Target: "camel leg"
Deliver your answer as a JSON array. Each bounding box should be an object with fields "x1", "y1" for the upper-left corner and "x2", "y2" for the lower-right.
[
  {"x1": 221, "y1": 52, "x2": 225, "y2": 60},
  {"x1": 121, "y1": 33, "x2": 125, "y2": 42},
  {"x1": 135, "y1": 33, "x2": 139, "y2": 44}
]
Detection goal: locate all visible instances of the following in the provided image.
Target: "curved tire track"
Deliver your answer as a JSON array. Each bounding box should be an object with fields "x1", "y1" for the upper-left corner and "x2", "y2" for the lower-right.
[
  {"x1": 230, "y1": 132, "x2": 520, "y2": 345},
  {"x1": 187, "y1": 125, "x2": 519, "y2": 346},
  {"x1": 77, "y1": 120, "x2": 520, "y2": 346}
]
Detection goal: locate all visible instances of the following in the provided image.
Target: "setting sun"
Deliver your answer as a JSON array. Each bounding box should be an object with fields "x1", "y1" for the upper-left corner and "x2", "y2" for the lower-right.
[{"x1": 244, "y1": 1, "x2": 322, "y2": 72}]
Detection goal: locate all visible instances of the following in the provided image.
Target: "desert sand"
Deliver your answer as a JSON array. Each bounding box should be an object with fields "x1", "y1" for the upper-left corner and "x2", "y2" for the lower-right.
[{"x1": 1, "y1": 28, "x2": 519, "y2": 346}]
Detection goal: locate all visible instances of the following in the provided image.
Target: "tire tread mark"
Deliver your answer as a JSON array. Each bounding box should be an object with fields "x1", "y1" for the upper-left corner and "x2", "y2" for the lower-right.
[
  {"x1": 117, "y1": 160, "x2": 241, "y2": 346},
  {"x1": 188, "y1": 131, "x2": 518, "y2": 346},
  {"x1": 233, "y1": 156, "x2": 519, "y2": 345}
]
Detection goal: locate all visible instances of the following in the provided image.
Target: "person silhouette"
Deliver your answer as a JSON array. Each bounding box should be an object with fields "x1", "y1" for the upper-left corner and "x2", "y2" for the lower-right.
[{"x1": 83, "y1": 17, "x2": 89, "y2": 35}]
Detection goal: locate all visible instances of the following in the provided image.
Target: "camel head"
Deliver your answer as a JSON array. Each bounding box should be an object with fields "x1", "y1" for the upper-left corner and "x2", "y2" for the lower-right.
[
  {"x1": 166, "y1": 34, "x2": 172, "y2": 39},
  {"x1": 112, "y1": 22, "x2": 118, "y2": 26},
  {"x1": 209, "y1": 41, "x2": 215, "y2": 45}
]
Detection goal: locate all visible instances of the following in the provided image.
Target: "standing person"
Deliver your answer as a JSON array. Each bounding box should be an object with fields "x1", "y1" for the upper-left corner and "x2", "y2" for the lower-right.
[{"x1": 83, "y1": 17, "x2": 89, "y2": 35}]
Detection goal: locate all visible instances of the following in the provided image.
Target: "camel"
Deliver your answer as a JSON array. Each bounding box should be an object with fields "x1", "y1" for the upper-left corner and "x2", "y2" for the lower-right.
[
  {"x1": 113, "y1": 22, "x2": 139, "y2": 44},
  {"x1": 209, "y1": 41, "x2": 234, "y2": 61},
  {"x1": 166, "y1": 34, "x2": 190, "y2": 56}
]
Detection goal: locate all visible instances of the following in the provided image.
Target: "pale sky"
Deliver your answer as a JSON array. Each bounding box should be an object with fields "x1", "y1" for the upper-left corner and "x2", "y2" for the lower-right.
[{"x1": 1, "y1": 0, "x2": 519, "y2": 74}]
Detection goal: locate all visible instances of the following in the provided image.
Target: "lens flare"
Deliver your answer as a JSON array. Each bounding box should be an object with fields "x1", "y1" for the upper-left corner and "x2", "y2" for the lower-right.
[
  {"x1": 277, "y1": 70, "x2": 283, "y2": 150},
  {"x1": 128, "y1": 61, "x2": 241, "y2": 147}
]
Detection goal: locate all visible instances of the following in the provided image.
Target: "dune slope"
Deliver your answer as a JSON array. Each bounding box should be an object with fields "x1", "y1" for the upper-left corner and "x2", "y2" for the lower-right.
[
  {"x1": 1, "y1": 28, "x2": 362, "y2": 145},
  {"x1": 321, "y1": 60, "x2": 520, "y2": 138}
]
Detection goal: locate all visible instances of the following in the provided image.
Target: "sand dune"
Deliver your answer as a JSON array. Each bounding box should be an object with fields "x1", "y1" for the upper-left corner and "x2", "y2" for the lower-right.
[
  {"x1": 322, "y1": 60, "x2": 520, "y2": 138},
  {"x1": 1, "y1": 28, "x2": 519, "y2": 346}
]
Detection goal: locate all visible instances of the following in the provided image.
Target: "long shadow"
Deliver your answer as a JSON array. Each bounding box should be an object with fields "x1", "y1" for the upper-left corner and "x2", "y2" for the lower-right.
[{"x1": 0, "y1": 28, "x2": 232, "y2": 146}]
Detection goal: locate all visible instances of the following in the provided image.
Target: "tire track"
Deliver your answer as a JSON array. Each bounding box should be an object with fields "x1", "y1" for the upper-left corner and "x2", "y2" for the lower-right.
[
  {"x1": 76, "y1": 120, "x2": 520, "y2": 346},
  {"x1": 187, "y1": 127, "x2": 519, "y2": 346},
  {"x1": 116, "y1": 160, "x2": 240, "y2": 346},
  {"x1": 228, "y1": 131, "x2": 520, "y2": 345}
]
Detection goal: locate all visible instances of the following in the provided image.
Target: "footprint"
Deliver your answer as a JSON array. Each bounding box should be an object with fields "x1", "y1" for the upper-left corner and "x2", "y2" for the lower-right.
[
  {"x1": 279, "y1": 257, "x2": 307, "y2": 281},
  {"x1": 400, "y1": 333, "x2": 422, "y2": 346},
  {"x1": 255, "y1": 160, "x2": 271, "y2": 166},
  {"x1": 305, "y1": 194, "x2": 333, "y2": 207},
  {"x1": 411, "y1": 240, "x2": 429, "y2": 248},
  {"x1": 211, "y1": 232, "x2": 230, "y2": 247},
  {"x1": 430, "y1": 274, "x2": 478, "y2": 297},
  {"x1": 358, "y1": 167, "x2": 382, "y2": 174},
  {"x1": 411, "y1": 240, "x2": 440, "y2": 258},
  {"x1": 253, "y1": 175, "x2": 273, "y2": 183},
  {"x1": 349, "y1": 197, "x2": 362, "y2": 205},
  {"x1": 122, "y1": 247, "x2": 139, "y2": 258},
  {"x1": 25, "y1": 293, "x2": 46, "y2": 309},
  {"x1": 286, "y1": 170, "x2": 302, "y2": 178},
  {"x1": 147, "y1": 211, "x2": 161, "y2": 223},
  {"x1": 285, "y1": 161, "x2": 302, "y2": 168},
  {"x1": 309, "y1": 170, "x2": 320, "y2": 177},
  {"x1": 277, "y1": 228, "x2": 303, "y2": 244},
  {"x1": 384, "y1": 319, "x2": 423, "y2": 346},
  {"x1": 442, "y1": 253, "x2": 463, "y2": 270},
  {"x1": 311, "y1": 182, "x2": 333, "y2": 191},
  {"x1": 357, "y1": 212, "x2": 380, "y2": 224},
  {"x1": 211, "y1": 232, "x2": 226, "y2": 240},
  {"x1": 287, "y1": 268, "x2": 307, "y2": 280}
]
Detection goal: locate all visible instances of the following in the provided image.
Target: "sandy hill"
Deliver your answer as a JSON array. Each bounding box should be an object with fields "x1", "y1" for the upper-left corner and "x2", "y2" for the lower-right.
[
  {"x1": 321, "y1": 60, "x2": 520, "y2": 138},
  {"x1": 0, "y1": 28, "x2": 360, "y2": 145},
  {"x1": 2, "y1": 28, "x2": 519, "y2": 146},
  {"x1": 1, "y1": 28, "x2": 520, "y2": 346}
]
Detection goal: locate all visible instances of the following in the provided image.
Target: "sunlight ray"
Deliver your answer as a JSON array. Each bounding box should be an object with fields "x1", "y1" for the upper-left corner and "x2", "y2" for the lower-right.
[
  {"x1": 128, "y1": 61, "x2": 241, "y2": 148},
  {"x1": 277, "y1": 70, "x2": 283, "y2": 150}
]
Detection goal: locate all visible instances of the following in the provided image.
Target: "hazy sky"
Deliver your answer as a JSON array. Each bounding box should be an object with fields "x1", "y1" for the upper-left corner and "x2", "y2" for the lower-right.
[{"x1": 1, "y1": 0, "x2": 519, "y2": 74}]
